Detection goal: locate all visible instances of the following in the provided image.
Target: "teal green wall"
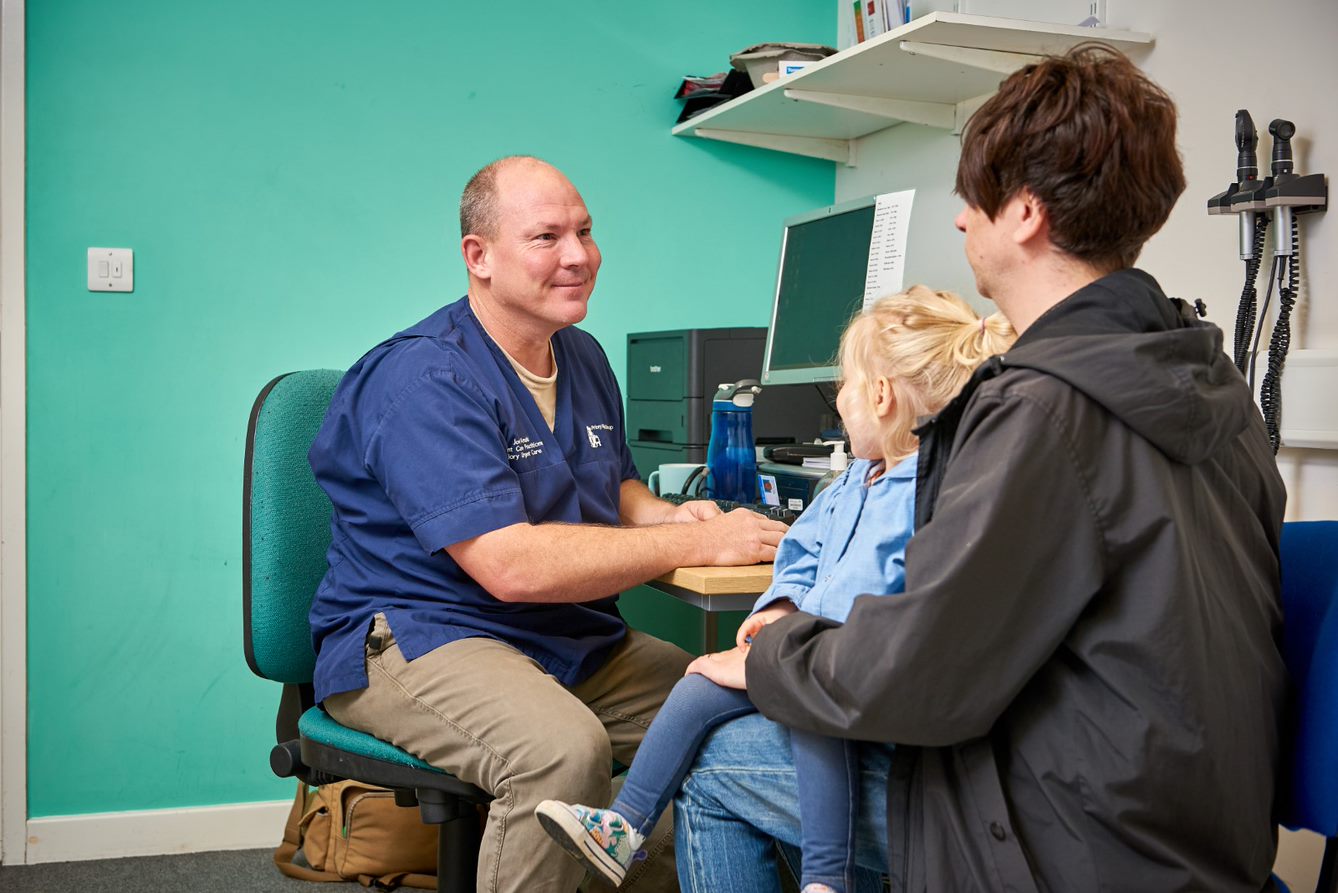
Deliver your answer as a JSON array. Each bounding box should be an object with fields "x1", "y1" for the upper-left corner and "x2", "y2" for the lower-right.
[{"x1": 25, "y1": 2, "x2": 833, "y2": 817}]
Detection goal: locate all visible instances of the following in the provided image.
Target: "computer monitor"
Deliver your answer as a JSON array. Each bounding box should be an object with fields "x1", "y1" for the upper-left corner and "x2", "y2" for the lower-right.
[{"x1": 760, "y1": 195, "x2": 877, "y2": 386}]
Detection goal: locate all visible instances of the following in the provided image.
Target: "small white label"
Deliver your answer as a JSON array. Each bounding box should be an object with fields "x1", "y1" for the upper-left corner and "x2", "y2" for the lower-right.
[
  {"x1": 779, "y1": 60, "x2": 816, "y2": 77},
  {"x1": 787, "y1": 498, "x2": 804, "y2": 511},
  {"x1": 649, "y1": 365, "x2": 662, "y2": 373}
]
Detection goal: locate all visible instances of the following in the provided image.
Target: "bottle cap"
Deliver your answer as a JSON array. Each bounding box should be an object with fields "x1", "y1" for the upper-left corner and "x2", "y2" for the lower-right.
[{"x1": 715, "y1": 380, "x2": 762, "y2": 403}]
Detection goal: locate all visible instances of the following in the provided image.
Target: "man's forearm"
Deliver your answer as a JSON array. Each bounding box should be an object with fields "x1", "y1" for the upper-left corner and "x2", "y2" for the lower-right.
[
  {"x1": 447, "y1": 488, "x2": 785, "y2": 605},
  {"x1": 619, "y1": 479, "x2": 676, "y2": 526},
  {"x1": 477, "y1": 520, "x2": 714, "y2": 603}
]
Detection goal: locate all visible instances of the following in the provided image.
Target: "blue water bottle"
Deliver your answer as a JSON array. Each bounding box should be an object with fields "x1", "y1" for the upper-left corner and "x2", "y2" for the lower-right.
[{"x1": 706, "y1": 380, "x2": 761, "y2": 504}]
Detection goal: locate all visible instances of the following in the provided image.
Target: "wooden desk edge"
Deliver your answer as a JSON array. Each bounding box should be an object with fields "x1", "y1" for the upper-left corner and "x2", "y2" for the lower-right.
[{"x1": 654, "y1": 563, "x2": 774, "y2": 595}]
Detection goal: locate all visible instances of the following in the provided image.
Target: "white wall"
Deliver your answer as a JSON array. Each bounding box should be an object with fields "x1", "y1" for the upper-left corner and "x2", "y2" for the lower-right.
[
  {"x1": 1125, "y1": 0, "x2": 1338, "y2": 521},
  {"x1": 842, "y1": 123, "x2": 989, "y2": 315},
  {"x1": 837, "y1": 0, "x2": 1338, "y2": 522},
  {"x1": 836, "y1": 1, "x2": 1338, "y2": 886}
]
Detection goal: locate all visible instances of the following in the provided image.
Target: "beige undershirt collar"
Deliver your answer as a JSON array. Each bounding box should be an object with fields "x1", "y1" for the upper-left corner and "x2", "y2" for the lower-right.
[{"x1": 477, "y1": 320, "x2": 558, "y2": 432}]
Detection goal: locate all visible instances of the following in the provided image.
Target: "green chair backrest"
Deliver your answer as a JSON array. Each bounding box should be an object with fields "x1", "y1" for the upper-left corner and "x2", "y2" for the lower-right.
[{"x1": 243, "y1": 369, "x2": 344, "y2": 684}]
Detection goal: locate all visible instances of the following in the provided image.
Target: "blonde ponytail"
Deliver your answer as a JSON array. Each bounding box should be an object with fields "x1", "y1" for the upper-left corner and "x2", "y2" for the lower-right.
[
  {"x1": 838, "y1": 285, "x2": 1017, "y2": 461},
  {"x1": 951, "y1": 310, "x2": 1015, "y2": 369}
]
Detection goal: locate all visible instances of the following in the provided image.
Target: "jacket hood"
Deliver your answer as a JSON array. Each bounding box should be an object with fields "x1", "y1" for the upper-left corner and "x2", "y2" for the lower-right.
[{"x1": 1000, "y1": 269, "x2": 1255, "y2": 465}]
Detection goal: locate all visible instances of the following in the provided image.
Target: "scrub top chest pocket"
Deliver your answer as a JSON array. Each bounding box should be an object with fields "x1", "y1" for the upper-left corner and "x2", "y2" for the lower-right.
[{"x1": 568, "y1": 418, "x2": 625, "y2": 524}]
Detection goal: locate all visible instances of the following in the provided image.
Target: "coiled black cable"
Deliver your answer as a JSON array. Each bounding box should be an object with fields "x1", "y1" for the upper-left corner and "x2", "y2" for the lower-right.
[
  {"x1": 1233, "y1": 215, "x2": 1270, "y2": 374},
  {"x1": 1259, "y1": 216, "x2": 1300, "y2": 454},
  {"x1": 1247, "y1": 254, "x2": 1281, "y2": 396}
]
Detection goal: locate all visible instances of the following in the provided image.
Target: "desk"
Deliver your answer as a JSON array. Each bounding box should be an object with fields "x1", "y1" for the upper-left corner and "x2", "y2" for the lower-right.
[{"x1": 647, "y1": 564, "x2": 773, "y2": 650}]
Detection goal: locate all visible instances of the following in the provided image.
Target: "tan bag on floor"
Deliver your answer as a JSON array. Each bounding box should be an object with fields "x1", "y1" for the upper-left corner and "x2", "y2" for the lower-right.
[{"x1": 274, "y1": 780, "x2": 438, "y2": 890}]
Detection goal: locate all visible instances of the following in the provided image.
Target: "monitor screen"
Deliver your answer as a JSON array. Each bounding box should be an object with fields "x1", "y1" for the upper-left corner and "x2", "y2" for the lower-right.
[{"x1": 761, "y1": 196, "x2": 877, "y2": 386}]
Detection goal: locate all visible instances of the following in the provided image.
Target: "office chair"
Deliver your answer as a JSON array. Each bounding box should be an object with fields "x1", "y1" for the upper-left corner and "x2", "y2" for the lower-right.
[
  {"x1": 243, "y1": 369, "x2": 490, "y2": 893},
  {"x1": 1277, "y1": 521, "x2": 1338, "y2": 893}
]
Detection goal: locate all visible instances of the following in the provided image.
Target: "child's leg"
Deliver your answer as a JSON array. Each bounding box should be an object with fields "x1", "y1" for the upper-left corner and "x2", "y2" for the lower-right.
[
  {"x1": 613, "y1": 673, "x2": 757, "y2": 836},
  {"x1": 535, "y1": 674, "x2": 757, "y2": 887},
  {"x1": 791, "y1": 727, "x2": 859, "y2": 893}
]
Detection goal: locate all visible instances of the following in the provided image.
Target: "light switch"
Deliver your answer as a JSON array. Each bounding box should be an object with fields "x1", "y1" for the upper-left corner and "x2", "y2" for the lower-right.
[{"x1": 87, "y1": 247, "x2": 134, "y2": 293}]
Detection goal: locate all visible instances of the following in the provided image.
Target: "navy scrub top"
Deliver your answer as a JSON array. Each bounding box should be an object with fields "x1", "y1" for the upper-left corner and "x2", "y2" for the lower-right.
[{"x1": 308, "y1": 296, "x2": 641, "y2": 703}]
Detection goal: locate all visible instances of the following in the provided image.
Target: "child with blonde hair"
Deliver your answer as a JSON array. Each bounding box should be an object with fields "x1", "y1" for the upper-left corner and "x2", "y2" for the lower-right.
[{"x1": 537, "y1": 286, "x2": 1015, "y2": 893}]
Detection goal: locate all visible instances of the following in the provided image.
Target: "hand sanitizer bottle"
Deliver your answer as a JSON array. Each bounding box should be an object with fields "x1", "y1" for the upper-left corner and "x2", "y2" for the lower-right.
[{"x1": 814, "y1": 442, "x2": 848, "y2": 497}]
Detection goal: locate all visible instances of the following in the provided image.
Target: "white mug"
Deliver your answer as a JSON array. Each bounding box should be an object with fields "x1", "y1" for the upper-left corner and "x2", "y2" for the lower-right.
[{"x1": 648, "y1": 463, "x2": 706, "y2": 497}]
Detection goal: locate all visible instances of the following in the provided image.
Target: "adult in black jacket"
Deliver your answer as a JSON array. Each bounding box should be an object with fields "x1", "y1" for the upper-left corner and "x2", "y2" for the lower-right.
[{"x1": 675, "y1": 46, "x2": 1287, "y2": 893}]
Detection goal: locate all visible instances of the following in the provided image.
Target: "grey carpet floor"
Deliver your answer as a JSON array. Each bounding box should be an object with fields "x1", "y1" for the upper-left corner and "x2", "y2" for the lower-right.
[
  {"x1": 0, "y1": 847, "x2": 305, "y2": 892},
  {"x1": 1, "y1": 846, "x2": 810, "y2": 892}
]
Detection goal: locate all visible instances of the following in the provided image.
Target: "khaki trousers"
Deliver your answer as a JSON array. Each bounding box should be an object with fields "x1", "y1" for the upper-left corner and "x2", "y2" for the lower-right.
[{"x1": 324, "y1": 613, "x2": 691, "y2": 893}]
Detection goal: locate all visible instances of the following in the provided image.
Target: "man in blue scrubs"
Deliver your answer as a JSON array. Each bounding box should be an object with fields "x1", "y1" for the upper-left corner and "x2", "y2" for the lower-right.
[{"x1": 309, "y1": 155, "x2": 788, "y2": 893}]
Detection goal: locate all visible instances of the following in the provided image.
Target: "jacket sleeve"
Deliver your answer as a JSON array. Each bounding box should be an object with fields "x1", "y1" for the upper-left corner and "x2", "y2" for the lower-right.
[{"x1": 746, "y1": 389, "x2": 1107, "y2": 746}]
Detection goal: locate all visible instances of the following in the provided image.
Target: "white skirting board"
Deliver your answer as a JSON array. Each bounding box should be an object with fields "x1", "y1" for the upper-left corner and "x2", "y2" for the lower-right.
[{"x1": 21, "y1": 799, "x2": 292, "y2": 865}]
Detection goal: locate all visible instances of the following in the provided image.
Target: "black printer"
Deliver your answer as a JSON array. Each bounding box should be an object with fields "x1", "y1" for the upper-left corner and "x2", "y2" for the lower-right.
[{"x1": 625, "y1": 327, "x2": 833, "y2": 478}]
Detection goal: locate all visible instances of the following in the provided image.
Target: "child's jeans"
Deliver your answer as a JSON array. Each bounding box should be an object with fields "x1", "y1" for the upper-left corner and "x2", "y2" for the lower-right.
[
  {"x1": 673, "y1": 713, "x2": 891, "y2": 893},
  {"x1": 791, "y1": 727, "x2": 858, "y2": 890},
  {"x1": 612, "y1": 673, "x2": 859, "y2": 892}
]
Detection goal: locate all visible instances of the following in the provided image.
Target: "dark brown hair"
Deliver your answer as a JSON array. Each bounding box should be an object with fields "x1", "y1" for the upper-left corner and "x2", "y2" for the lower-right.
[{"x1": 955, "y1": 44, "x2": 1186, "y2": 271}]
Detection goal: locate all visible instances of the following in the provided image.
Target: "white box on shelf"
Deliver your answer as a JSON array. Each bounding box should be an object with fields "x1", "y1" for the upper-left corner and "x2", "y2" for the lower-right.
[
  {"x1": 958, "y1": 0, "x2": 1104, "y2": 26},
  {"x1": 732, "y1": 43, "x2": 835, "y2": 89},
  {"x1": 906, "y1": 0, "x2": 958, "y2": 21}
]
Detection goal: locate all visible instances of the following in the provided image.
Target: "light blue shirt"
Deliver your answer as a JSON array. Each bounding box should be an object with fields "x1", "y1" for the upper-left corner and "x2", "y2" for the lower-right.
[{"x1": 753, "y1": 453, "x2": 917, "y2": 622}]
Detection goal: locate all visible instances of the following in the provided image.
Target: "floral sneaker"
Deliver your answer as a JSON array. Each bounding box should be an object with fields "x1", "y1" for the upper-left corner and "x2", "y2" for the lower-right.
[{"x1": 535, "y1": 799, "x2": 645, "y2": 886}]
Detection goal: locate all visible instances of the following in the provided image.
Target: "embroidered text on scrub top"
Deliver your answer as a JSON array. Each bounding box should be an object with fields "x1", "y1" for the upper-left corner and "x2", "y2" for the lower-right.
[{"x1": 508, "y1": 436, "x2": 545, "y2": 462}]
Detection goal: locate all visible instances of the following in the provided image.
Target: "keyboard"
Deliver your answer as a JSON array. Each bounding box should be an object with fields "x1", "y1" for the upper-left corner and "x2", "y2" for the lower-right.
[{"x1": 659, "y1": 491, "x2": 797, "y2": 525}]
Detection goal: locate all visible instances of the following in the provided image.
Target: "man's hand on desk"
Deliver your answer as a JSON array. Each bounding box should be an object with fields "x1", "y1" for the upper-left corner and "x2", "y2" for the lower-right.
[
  {"x1": 693, "y1": 509, "x2": 788, "y2": 566},
  {"x1": 618, "y1": 481, "x2": 784, "y2": 564},
  {"x1": 666, "y1": 499, "x2": 723, "y2": 523},
  {"x1": 687, "y1": 645, "x2": 749, "y2": 690}
]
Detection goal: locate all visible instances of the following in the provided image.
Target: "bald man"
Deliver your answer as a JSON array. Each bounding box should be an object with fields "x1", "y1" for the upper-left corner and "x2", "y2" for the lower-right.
[{"x1": 309, "y1": 156, "x2": 787, "y2": 892}]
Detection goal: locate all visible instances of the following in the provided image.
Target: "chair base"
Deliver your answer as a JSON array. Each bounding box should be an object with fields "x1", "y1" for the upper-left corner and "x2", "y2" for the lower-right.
[{"x1": 286, "y1": 736, "x2": 489, "y2": 893}]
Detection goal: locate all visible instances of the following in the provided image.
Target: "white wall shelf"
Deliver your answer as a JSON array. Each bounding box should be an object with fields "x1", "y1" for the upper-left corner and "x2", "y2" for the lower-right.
[{"x1": 671, "y1": 12, "x2": 1154, "y2": 165}]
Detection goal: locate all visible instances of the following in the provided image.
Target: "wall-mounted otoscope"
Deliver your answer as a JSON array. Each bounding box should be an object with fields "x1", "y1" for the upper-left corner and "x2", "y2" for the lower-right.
[
  {"x1": 1208, "y1": 111, "x2": 1271, "y2": 376},
  {"x1": 1263, "y1": 118, "x2": 1327, "y2": 254},
  {"x1": 1254, "y1": 119, "x2": 1327, "y2": 453},
  {"x1": 1207, "y1": 110, "x2": 1267, "y2": 263},
  {"x1": 1210, "y1": 111, "x2": 1328, "y2": 454}
]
